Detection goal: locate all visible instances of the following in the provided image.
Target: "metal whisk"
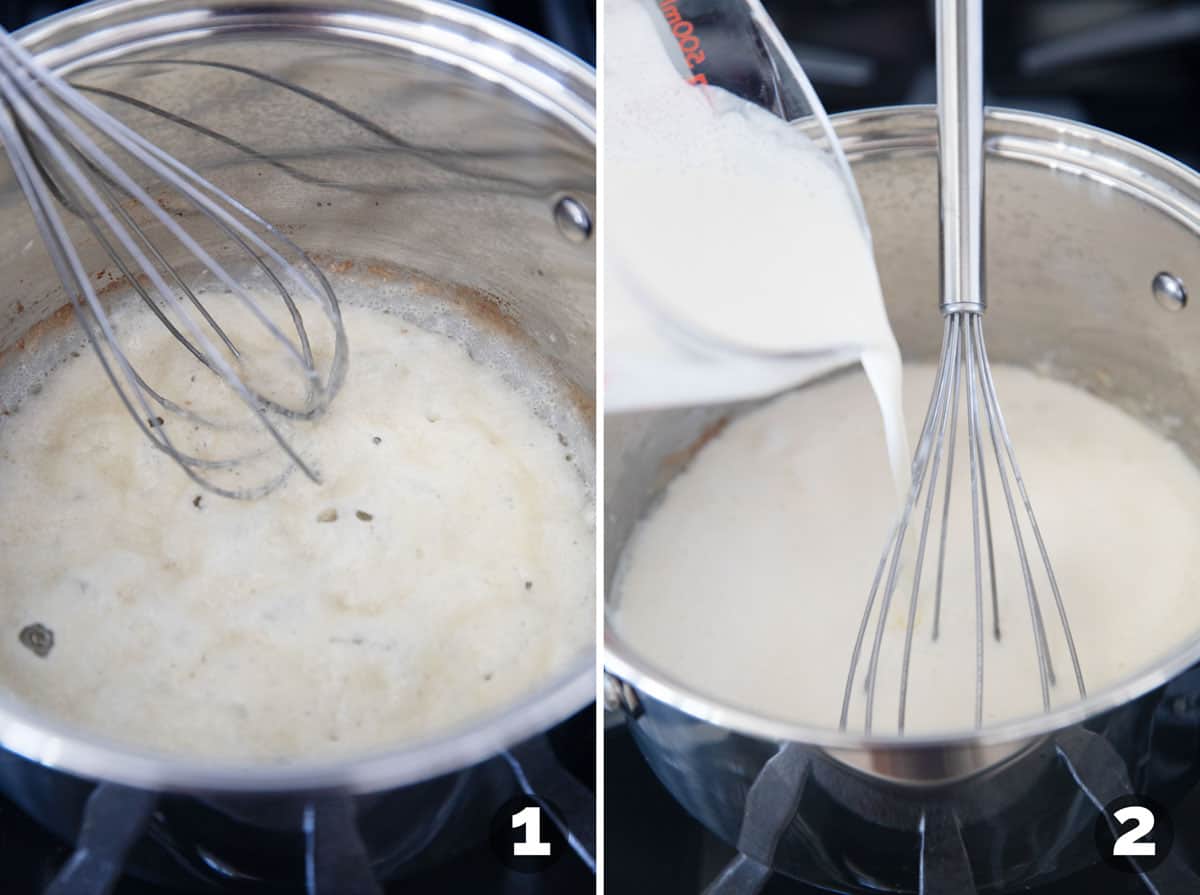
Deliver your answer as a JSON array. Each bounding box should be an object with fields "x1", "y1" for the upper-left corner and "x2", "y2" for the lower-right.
[
  {"x1": 0, "y1": 29, "x2": 347, "y2": 499},
  {"x1": 840, "y1": 0, "x2": 1085, "y2": 734}
]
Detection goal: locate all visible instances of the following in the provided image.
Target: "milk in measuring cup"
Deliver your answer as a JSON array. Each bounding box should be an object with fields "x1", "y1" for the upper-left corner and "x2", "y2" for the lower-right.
[{"x1": 605, "y1": 0, "x2": 908, "y2": 488}]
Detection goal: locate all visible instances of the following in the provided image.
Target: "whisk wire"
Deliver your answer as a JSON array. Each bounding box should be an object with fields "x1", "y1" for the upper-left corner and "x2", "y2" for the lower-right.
[
  {"x1": 855, "y1": 317, "x2": 958, "y2": 733},
  {"x1": 976, "y1": 320, "x2": 1086, "y2": 699},
  {"x1": 839, "y1": 316, "x2": 960, "y2": 731},
  {"x1": 897, "y1": 317, "x2": 960, "y2": 731},
  {"x1": 0, "y1": 28, "x2": 348, "y2": 498},
  {"x1": 962, "y1": 313, "x2": 987, "y2": 728},
  {"x1": 931, "y1": 319, "x2": 962, "y2": 641},
  {"x1": 5, "y1": 72, "x2": 313, "y2": 481},
  {"x1": 1, "y1": 42, "x2": 312, "y2": 380},
  {"x1": 848, "y1": 0, "x2": 1087, "y2": 736},
  {"x1": 842, "y1": 313, "x2": 1087, "y2": 734},
  {"x1": 0, "y1": 92, "x2": 190, "y2": 475},
  {"x1": 971, "y1": 317, "x2": 1055, "y2": 708},
  {"x1": 965, "y1": 319, "x2": 1001, "y2": 643}
]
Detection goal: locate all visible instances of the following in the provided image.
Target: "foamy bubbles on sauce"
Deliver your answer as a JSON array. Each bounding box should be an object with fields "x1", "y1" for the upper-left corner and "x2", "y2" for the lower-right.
[{"x1": 0, "y1": 293, "x2": 594, "y2": 761}]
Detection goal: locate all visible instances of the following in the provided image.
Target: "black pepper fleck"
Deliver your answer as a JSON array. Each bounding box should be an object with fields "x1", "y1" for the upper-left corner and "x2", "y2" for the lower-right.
[
  {"x1": 524, "y1": 581, "x2": 533, "y2": 590},
  {"x1": 356, "y1": 510, "x2": 374, "y2": 522},
  {"x1": 372, "y1": 436, "x2": 382, "y2": 445},
  {"x1": 192, "y1": 495, "x2": 203, "y2": 509},
  {"x1": 19, "y1": 623, "x2": 54, "y2": 658}
]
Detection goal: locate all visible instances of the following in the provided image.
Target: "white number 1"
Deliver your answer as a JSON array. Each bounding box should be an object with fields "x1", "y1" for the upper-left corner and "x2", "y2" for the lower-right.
[
  {"x1": 512, "y1": 805, "x2": 552, "y2": 857},
  {"x1": 1113, "y1": 805, "x2": 1156, "y2": 857}
]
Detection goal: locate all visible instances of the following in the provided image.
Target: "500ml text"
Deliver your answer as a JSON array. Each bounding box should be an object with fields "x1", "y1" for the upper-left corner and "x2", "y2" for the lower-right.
[{"x1": 658, "y1": 1, "x2": 709, "y2": 84}]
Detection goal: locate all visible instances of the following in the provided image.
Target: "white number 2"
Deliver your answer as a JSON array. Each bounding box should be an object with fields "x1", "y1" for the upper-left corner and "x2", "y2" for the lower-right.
[
  {"x1": 512, "y1": 805, "x2": 552, "y2": 857},
  {"x1": 1112, "y1": 805, "x2": 1156, "y2": 857}
]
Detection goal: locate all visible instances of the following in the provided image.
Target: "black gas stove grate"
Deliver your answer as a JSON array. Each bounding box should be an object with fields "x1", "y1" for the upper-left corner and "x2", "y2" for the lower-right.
[
  {"x1": 1, "y1": 723, "x2": 595, "y2": 894},
  {"x1": 606, "y1": 707, "x2": 1200, "y2": 895}
]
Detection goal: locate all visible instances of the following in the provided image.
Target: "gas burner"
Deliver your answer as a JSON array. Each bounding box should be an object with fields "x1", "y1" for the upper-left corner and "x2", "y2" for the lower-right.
[
  {"x1": 702, "y1": 730, "x2": 1198, "y2": 894},
  {"x1": 0, "y1": 715, "x2": 593, "y2": 895},
  {"x1": 608, "y1": 668, "x2": 1200, "y2": 894}
]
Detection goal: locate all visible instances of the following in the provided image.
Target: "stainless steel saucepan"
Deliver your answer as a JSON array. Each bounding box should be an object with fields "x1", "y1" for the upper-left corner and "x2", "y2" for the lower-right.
[
  {"x1": 605, "y1": 106, "x2": 1200, "y2": 893},
  {"x1": 0, "y1": 0, "x2": 595, "y2": 890}
]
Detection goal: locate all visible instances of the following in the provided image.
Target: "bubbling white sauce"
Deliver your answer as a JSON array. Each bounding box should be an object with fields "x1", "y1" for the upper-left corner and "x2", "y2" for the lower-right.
[
  {"x1": 612, "y1": 364, "x2": 1200, "y2": 734},
  {"x1": 0, "y1": 300, "x2": 594, "y2": 761}
]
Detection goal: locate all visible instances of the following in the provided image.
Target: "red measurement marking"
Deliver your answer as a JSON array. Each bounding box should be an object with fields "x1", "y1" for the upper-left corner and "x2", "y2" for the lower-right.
[{"x1": 658, "y1": 1, "x2": 708, "y2": 83}]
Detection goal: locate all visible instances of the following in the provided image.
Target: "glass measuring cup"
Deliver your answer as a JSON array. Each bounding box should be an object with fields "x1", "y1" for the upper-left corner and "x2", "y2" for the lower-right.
[{"x1": 605, "y1": 0, "x2": 881, "y2": 413}]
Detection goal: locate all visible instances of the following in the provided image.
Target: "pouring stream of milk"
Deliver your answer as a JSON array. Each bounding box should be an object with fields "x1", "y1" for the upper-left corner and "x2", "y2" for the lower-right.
[{"x1": 605, "y1": 0, "x2": 909, "y2": 489}]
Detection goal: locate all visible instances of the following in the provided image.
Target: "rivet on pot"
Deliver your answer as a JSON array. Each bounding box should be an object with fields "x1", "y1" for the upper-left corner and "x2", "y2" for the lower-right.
[
  {"x1": 603, "y1": 673, "x2": 644, "y2": 719},
  {"x1": 603, "y1": 674, "x2": 622, "y2": 712},
  {"x1": 554, "y1": 196, "x2": 592, "y2": 243},
  {"x1": 1152, "y1": 272, "x2": 1187, "y2": 311}
]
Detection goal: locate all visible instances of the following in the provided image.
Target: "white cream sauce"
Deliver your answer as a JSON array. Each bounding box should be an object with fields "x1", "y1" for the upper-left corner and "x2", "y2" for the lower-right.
[
  {"x1": 0, "y1": 301, "x2": 594, "y2": 761},
  {"x1": 612, "y1": 364, "x2": 1200, "y2": 733}
]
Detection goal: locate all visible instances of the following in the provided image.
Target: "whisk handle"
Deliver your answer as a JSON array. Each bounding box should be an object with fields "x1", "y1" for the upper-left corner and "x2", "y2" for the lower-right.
[{"x1": 936, "y1": 0, "x2": 985, "y2": 314}]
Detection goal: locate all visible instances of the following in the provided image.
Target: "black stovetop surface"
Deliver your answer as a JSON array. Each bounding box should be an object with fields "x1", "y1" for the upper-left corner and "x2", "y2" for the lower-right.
[
  {"x1": 764, "y1": 0, "x2": 1200, "y2": 171},
  {"x1": 604, "y1": 724, "x2": 1200, "y2": 895}
]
